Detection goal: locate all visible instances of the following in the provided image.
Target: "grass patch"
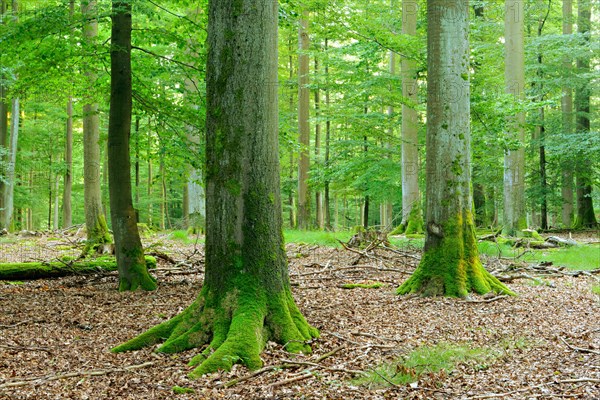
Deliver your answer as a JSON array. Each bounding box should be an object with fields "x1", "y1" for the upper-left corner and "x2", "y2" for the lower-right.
[
  {"x1": 354, "y1": 342, "x2": 493, "y2": 388},
  {"x1": 592, "y1": 284, "x2": 600, "y2": 298},
  {"x1": 283, "y1": 229, "x2": 353, "y2": 247},
  {"x1": 341, "y1": 281, "x2": 384, "y2": 289}
]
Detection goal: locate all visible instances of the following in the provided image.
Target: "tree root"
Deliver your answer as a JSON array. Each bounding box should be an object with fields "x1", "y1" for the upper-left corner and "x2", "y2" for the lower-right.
[{"x1": 112, "y1": 286, "x2": 318, "y2": 378}]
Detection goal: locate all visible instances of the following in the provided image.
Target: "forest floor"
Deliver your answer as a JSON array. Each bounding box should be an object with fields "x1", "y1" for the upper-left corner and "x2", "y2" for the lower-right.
[{"x1": 0, "y1": 231, "x2": 599, "y2": 399}]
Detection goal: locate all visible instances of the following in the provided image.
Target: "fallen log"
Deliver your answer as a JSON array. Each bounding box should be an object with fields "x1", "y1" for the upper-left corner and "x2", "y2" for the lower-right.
[{"x1": 0, "y1": 256, "x2": 156, "y2": 281}]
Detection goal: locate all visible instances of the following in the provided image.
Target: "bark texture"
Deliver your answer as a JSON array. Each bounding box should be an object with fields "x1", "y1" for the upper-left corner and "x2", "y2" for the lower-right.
[
  {"x1": 82, "y1": 0, "x2": 110, "y2": 244},
  {"x1": 398, "y1": 0, "x2": 513, "y2": 297},
  {"x1": 573, "y1": 0, "x2": 597, "y2": 229},
  {"x1": 503, "y1": 0, "x2": 527, "y2": 236},
  {"x1": 107, "y1": 0, "x2": 156, "y2": 291},
  {"x1": 400, "y1": 0, "x2": 422, "y2": 234},
  {"x1": 297, "y1": 12, "x2": 310, "y2": 230},
  {"x1": 113, "y1": 0, "x2": 318, "y2": 376}
]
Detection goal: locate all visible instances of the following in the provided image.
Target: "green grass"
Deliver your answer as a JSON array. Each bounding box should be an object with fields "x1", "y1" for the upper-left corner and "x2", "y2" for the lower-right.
[
  {"x1": 283, "y1": 229, "x2": 353, "y2": 247},
  {"x1": 354, "y1": 342, "x2": 493, "y2": 388},
  {"x1": 341, "y1": 281, "x2": 384, "y2": 289},
  {"x1": 478, "y1": 241, "x2": 599, "y2": 271}
]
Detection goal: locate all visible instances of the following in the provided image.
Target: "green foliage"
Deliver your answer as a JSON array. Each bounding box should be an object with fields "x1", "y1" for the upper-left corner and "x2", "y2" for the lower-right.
[
  {"x1": 341, "y1": 281, "x2": 384, "y2": 289},
  {"x1": 283, "y1": 229, "x2": 353, "y2": 247},
  {"x1": 355, "y1": 342, "x2": 494, "y2": 388}
]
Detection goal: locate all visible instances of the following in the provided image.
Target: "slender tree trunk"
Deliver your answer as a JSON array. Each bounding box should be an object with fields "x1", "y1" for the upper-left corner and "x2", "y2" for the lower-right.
[
  {"x1": 400, "y1": 0, "x2": 422, "y2": 234},
  {"x1": 62, "y1": 98, "x2": 73, "y2": 227},
  {"x1": 0, "y1": 0, "x2": 9, "y2": 228},
  {"x1": 82, "y1": 0, "x2": 110, "y2": 244},
  {"x1": 53, "y1": 175, "x2": 60, "y2": 230},
  {"x1": 297, "y1": 11, "x2": 310, "y2": 230},
  {"x1": 107, "y1": 0, "x2": 156, "y2": 291},
  {"x1": 573, "y1": 0, "x2": 597, "y2": 228},
  {"x1": 561, "y1": 0, "x2": 574, "y2": 228},
  {"x1": 113, "y1": 0, "x2": 317, "y2": 376},
  {"x1": 314, "y1": 57, "x2": 324, "y2": 230},
  {"x1": 503, "y1": 0, "x2": 527, "y2": 236},
  {"x1": 3, "y1": 97, "x2": 19, "y2": 229},
  {"x1": 324, "y1": 38, "x2": 332, "y2": 230},
  {"x1": 147, "y1": 120, "x2": 153, "y2": 226},
  {"x1": 398, "y1": 0, "x2": 512, "y2": 297},
  {"x1": 134, "y1": 116, "x2": 140, "y2": 220}
]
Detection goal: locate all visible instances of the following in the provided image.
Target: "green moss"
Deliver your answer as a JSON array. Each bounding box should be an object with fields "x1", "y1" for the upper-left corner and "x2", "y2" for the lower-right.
[
  {"x1": 404, "y1": 206, "x2": 424, "y2": 235},
  {"x1": 389, "y1": 225, "x2": 405, "y2": 235},
  {"x1": 521, "y1": 229, "x2": 543, "y2": 241},
  {"x1": 0, "y1": 256, "x2": 154, "y2": 281},
  {"x1": 397, "y1": 211, "x2": 515, "y2": 297},
  {"x1": 113, "y1": 278, "x2": 318, "y2": 378},
  {"x1": 341, "y1": 282, "x2": 384, "y2": 289},
  {"x1": 172, "y1": 386, "x2": 195, "y2": 394}
]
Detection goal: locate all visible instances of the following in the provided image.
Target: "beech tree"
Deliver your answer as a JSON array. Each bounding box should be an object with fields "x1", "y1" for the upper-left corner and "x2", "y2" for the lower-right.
[
  {"x1": 113, "y1": 0, "x2": 318, "y2": 375},
  {"x1": 503, "y1": 0, "x2": 526, "y2": 236},
  {"x1": 399, "y1": 0, "x2": 423, "y2": 234},
  {"x1": 297, "y1": 10, "x2": 311, "y2": 230},
  {"x1": 397, "y1": 0, "x2": 513, "y2": 297},
  {"x1": 107, "y1": 0, "x2": 156, "y2": 291},
  {"x1": 82, "y1": 0, "x2": 110, "y2": 245}
]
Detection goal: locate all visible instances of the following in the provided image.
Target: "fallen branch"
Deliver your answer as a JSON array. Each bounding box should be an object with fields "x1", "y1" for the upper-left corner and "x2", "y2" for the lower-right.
[
  {"x1": 0, "y1": 361, "x2": 155, "y2": 389},
  {"x1": 462, "y1": 295, "x2": 510, "y2": 304},
  {"x1": 469, "y1": 377, "x2": 600, "y2": 399},
  {"x1": 0, "y1": 344, "x2": 52, "y2": 354},
  {"x1": 351, "y1": 331, "x2": 402, "y2": 342},
  {"x1": 268, "y1": 372, "x2": 315, "y2": 388},
  {"x1": 559, "y1": 336, "x2": 600, "y2": 356}
]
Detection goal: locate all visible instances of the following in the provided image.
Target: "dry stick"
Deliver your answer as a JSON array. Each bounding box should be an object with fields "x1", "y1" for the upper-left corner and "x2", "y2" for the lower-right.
[
  {"x1": 0, "y1": 344, "x2": 53, "y2": 354},
  {"x1": 559, "y1": 336, "x2": 600, "y2": 356},
  {"x1": 351, "y1": 331, "x2": 402, "y2": 342},
  {"x1": 218, "y1": 345, "x2": 346, "y2": 388},
  {"x1": 462, "y1": 295, "x2": 510, "y2": 304},
  {"x1": 0, "y1": 361, "x2": 155, "y2": 389},
  {"x1": 280, "y1": 359, "x2": 366, "y2": 376},
  {"x1": 269, "y1": 372, "x2": 315, "y2": 388},
  {"x1": 328, "y1": 332, "x2": 396, "y2": 349},
  {"x1": 380, "y1": 245, "x2": 421, "y2": 260},
  {"x1": 469, "y1": 378, "x2": 600, "y2": 399}
]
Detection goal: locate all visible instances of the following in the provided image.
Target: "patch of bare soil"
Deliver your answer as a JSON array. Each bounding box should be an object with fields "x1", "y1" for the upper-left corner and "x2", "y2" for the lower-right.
[{"x1": 1, "y1": 237, "x2": 599, "y2": 399}]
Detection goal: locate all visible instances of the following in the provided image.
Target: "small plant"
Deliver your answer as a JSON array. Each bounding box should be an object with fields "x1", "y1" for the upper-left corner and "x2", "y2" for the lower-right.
[
  {"x1": 168, "y1": 230, "x2": 189, "y2": 241},
  {"x1": 354, "y1": 342, "x2": 493, "y2": 388},
  {"x1": 341, "y1": 281, "x2": 384, "y2": 289},
  {"x1": 592, "y1": 284, "x2": 600, "y2": 298}
]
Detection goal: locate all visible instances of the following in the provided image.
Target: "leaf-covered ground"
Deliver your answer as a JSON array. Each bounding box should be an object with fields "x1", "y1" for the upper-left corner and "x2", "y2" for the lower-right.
[{"x1": 0, "y1": 233, "x2": 599, "y2": 399}]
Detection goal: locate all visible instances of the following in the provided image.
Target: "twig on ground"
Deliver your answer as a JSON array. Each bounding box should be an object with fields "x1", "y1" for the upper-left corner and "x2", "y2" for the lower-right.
[
  {"x1": 268, "y1": 372, "x2": 315, "y2": 388},
  {"x1": 469, "y1": 378, "x2": 600, "y2": 399},
  {"x1": 0, "y1": 344, "x2": 53, "y2": 354},
  {"x1": 216, "y1": 365, "x2": 279, "y2": 388},
  {"x1": 0, "y1": 361, "x2": 155, "y2": 389},
  {"x1": 559, "y1": 336, "x2": 600, "y2": 355},
  {"x1": 351, "y1": 331, "x2": 402, "y2": 342},
  {"x1": 462, "y1": 295, "x2": 510, "y2": 304}
]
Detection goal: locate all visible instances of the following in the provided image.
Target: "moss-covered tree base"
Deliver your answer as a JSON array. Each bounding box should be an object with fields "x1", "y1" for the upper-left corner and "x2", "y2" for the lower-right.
[
  {"x1": 112, "y1": 282, "x2": 319, "y2": 378},
  {"x1": 118, "y1": 263, "x2": 157, "y2": 292},
  {"x1": 397, "y1": 214, "x2": 515, "y2": 297}
]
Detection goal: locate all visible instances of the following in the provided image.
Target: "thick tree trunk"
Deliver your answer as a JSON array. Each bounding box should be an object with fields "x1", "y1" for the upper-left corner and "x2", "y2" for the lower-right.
[
  {"x1": 82, "y1": 0, "x2": 110, "y2": 244},
  {"x1": 573, "y1": 0, "x2": 597, "y2": 229},
  {"x1": 561, "y1": 0, "x2": 574, "y2": 228},
  {"x1": 2, "y1": 97, "x2": 18, "y2": 229},
  {"x1": 400, "y1": 0, "x2": 422, "y2": 235},
  {"x1": 113, "y1": 0, "x2": 318, "y2": 376},
  {"x1": 297, "y1": 12, "x2": 310, "y2": 230},
  {"x1": 107, "y1": 0, "x2": 156, "y2": 291},
  {"x1": 398, "y1": 0, "x2": 513, "y2": 297},
  {"x1": 503, "y1": 0, "x2": 527, "y2": 236}
]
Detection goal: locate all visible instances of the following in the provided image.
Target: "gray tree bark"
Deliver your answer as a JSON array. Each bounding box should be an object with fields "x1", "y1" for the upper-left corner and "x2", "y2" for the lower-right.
[
  {"x1": 82, "y1": 0, "x2": 110, "y2": 244},
  {"x1": 561, "y1": 0, "x2": 574, "y2": 228},
  {"x1": 297, "y1": 11, "x2": 310, "y2": 229},
  {"x1": 503, "y1": 0, "x2": 527, "y2": 236}
]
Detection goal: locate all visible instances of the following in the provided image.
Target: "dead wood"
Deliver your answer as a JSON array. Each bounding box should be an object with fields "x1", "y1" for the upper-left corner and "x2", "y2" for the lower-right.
[
  {"x1": 559, "y1": 336, "x2": 600, "y2": 356},
  {"x1": 0, "y1": 362, "x2": 155, "y2": 389}
]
